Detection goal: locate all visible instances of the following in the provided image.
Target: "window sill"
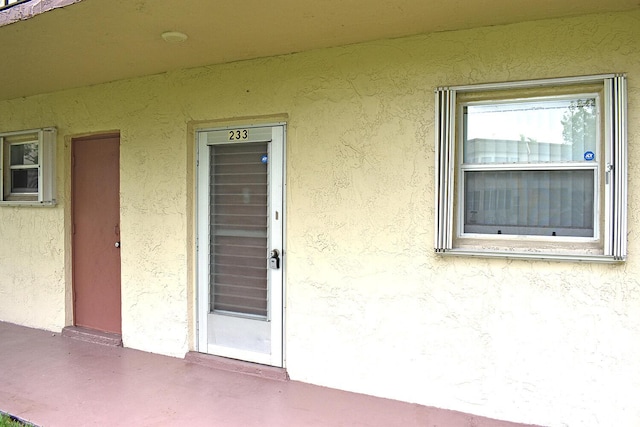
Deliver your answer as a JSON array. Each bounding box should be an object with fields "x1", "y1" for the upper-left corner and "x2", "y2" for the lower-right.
[
  {"x1": 0, "y1": 200, "x2": 56, "y2": 207},
  {"x1": 436, "y1": 248, "x2": 624, "y2": 263}
]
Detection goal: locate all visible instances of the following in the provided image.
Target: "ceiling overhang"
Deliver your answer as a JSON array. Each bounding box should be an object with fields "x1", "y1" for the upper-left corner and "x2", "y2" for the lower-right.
[{"x1": 0, "y1": 0, "x2": 638, "y2": 101}]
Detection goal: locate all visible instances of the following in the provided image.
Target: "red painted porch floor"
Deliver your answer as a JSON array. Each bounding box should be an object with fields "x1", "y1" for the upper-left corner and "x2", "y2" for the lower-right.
[{"x1": 0, "y1": 322, "x2": 540, "y2": 427}]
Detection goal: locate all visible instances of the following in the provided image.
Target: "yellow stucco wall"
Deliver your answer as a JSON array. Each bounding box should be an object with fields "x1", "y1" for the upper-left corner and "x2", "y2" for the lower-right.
[{"x1": 1, "y1": 9, "x2": 639, "y2": 427}]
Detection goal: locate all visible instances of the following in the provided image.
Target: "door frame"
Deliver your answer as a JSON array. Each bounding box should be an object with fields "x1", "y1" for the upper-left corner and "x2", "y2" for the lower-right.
[{"x1": 195, "y1": 123, "x2": 286, "y2": 367}]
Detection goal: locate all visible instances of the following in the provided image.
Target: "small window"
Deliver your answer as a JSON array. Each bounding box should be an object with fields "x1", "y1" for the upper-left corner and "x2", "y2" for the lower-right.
[
  {"x1": 0, "y1": 128, "x2": 56, "y2": 205},
  {"x1": 435, "y1": 75, "x2": 627, "y2": 261}
]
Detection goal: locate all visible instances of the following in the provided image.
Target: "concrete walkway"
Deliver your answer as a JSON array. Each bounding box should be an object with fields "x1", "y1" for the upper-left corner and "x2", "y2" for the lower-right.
[{"x1": 0, "y1": 322, "x2": 538, "y2": 427}]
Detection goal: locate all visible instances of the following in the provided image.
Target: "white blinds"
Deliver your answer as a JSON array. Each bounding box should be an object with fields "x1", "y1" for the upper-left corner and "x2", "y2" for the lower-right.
[{"x1": 209, "y1": 142, "x2": 269, "y2": 316}]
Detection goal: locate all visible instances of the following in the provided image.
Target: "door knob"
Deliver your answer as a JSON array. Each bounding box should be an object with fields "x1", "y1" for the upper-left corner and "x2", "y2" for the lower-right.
[{"x1": 115, "y1": 242, "x2": 121, "y2": 248}]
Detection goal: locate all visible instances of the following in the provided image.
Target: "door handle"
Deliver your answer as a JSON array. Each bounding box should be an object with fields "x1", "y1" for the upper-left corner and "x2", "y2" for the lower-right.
[
  {"x1": 269, "y1": 249, "x2": 280, "y2": 269},
  {"x1": 115, "y1": 241, "x2": 121, "y2": 248}
]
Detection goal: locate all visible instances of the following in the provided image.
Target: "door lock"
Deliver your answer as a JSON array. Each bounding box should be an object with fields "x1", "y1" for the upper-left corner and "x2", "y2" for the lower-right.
[{"x1": 269, "y1": 249, "x2": 280, "y2": 269}]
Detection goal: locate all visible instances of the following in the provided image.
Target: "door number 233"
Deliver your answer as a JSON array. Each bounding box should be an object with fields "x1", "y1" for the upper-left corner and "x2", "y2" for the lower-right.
[{"x1": 228, "y1": 129, "x2": 249, "y2": 141}]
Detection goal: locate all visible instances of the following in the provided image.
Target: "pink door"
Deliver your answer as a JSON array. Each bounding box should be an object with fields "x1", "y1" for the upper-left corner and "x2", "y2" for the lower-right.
[{"x1": 72, "y1": 134, "x2": 121, "y2": 334}]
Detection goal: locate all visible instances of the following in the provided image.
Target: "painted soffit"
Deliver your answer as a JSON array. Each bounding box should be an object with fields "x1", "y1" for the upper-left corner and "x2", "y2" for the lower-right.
[{"x1": 0, "y1": 0, "x2": 638, "y2": 101}]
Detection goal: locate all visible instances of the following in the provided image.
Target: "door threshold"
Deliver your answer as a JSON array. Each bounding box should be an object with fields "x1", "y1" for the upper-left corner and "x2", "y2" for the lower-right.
[
  {"x1": 61, "y1": 326, "x2": 122, "y2": 347},
  {"x1": 185, "y1": 352, "x2": 289, "y2": 381}
]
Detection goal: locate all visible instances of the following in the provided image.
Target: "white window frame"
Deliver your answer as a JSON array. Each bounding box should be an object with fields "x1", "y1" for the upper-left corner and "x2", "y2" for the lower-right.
[
  {"x1": 0, "y1": 127, "x2": 57, "y2": 206},
  {"x1": 434, "y1": 75, "x2": 627, "y2": 262}
]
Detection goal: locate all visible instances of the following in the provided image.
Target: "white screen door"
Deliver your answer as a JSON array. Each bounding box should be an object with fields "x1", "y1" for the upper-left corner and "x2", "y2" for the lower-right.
[{"x1": 197, "y1": 124, "x2": 284, "y2": 367}]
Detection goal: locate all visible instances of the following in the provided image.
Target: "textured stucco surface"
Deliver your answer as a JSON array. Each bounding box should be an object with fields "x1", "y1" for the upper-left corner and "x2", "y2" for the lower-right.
[{"x1": 1, "y1": 10, "x2": 639, "y2": 427}]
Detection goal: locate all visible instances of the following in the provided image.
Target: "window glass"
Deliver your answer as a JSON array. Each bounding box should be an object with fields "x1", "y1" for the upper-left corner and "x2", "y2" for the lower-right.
[
  {"x1": 10, "y1": 142, "x2": 38, "y2": 165},
  {"x1": 463, "y1": 97, "x2": 597, "y2": 164},
  {"x1": 11, "y1": 169, "x2": 39, "y2": 193},
  {"x1": 464, "y1": 169, "x2": 594, "y2": 237}
]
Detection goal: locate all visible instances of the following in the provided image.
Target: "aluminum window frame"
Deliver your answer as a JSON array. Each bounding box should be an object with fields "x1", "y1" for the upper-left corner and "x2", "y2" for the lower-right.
[
  {"x1": 7, "y1": 138, "x2": 40, "y2": 195},
  {"x1": 457, "y1": 92, "x2": 602, "y2": 243}
]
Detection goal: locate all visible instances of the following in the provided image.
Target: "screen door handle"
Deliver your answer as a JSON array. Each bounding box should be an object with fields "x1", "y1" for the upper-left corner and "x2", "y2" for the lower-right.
[{"x1": 269, "y1": 249, "x2": 280, "y2": 269}]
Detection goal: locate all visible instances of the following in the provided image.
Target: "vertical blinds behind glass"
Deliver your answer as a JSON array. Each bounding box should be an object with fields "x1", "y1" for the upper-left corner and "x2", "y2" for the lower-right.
[{"x1": 463, "y1": 170, "x2": 595, "y2": 237}]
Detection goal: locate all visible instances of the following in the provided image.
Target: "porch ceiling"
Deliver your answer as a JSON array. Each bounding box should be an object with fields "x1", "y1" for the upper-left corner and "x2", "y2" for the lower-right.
[{"x1": 0, "y1": 0, "x2": 638, "y2": 102}]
